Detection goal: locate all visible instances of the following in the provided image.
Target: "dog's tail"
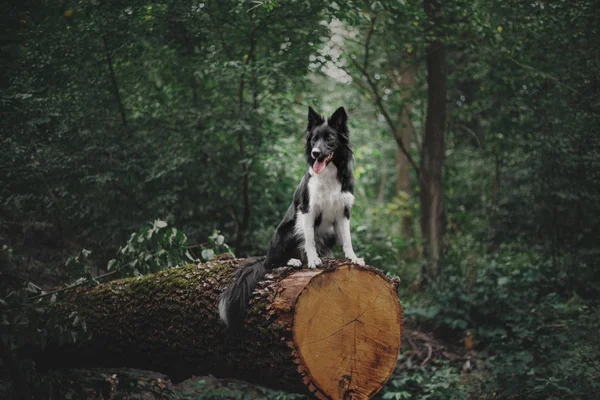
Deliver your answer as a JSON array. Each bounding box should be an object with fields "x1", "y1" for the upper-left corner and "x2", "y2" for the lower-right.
[{"x1": 218, "y1": 257, "x2": 267, "y2": 329}]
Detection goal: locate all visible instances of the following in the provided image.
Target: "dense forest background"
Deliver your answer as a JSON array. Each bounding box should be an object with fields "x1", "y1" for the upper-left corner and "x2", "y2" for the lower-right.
[{"x1": 1, "y1": 0, "x2": 599, "y2": 399}]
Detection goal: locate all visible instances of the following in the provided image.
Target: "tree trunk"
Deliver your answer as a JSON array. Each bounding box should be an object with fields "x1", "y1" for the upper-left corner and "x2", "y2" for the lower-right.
[
  {"x1": 39, "y1": 258, "x2": 403, "y2": 400},
  {"x1": 0, "y1": 339, "x2": 31, "y2": 400},
  {"x1": 396, "y1": 149, "x2": 413, "y2": 238},
  {"x1": 421, "y1": 0, "x2": 447, "y2": 282},
  {"x1": 234, "y1": 29, "x2": 257, "y2": 252},
  {"x1": 396, "y1": 61, "x2": 417, "y2": 239},
  {"x1": 102, "y1": 34, "x2": 126, "y2": 126}
]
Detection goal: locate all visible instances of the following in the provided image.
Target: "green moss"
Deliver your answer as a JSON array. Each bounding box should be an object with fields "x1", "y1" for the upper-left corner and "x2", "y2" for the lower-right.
[{"x1": 46, "y1": 258, "x2": 309, "y2": 394}]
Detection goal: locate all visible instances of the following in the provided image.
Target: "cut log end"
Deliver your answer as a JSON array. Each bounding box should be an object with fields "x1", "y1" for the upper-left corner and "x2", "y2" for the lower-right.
[{"x1": 292, "y1": 265, "x2": 403, "y2": 400}]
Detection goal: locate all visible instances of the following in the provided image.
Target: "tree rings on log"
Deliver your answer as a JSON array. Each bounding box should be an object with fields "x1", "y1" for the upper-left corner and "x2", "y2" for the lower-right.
[{"x1": 292, "y1": 265, "x2": 403, "y2": 399}]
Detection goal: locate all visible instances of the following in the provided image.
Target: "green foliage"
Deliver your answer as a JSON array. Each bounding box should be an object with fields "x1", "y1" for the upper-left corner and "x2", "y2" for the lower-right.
[
  {"x1": 408, "y1": 239, "x2": 600, "y2": 399},
  {"x1": 250, "y1": 0, "x2": 280, "y2": 13},
  {"x1": 200, "y1": 230, "x2": 234, "y2": 261},
  {"x1": 380, "y1": 356, "x2": 466, "y2": 400},
  {"x1": 0, "y1": 281, "x2": 88, "y2": 355},
  {"x1": 108, "y1": 219, "x2": 194, "y2": 277},
  {"x1": 65, "y1": 248, "x2": 94, "y2": 281},
  {"x1": 443, "y1": 0, "x2": 600, "y2": 293},
  {"x1": 0, "y1": 0, "x2": 332, "y2": 266}
]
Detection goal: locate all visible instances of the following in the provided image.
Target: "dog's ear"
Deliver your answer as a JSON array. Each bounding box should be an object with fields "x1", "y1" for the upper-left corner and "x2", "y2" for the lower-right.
[
  {"x1": 308, "y1": 106, "x2": 324, "y2": 130},
  {"x1": 328, "y1": 107, "x2": 348, "y2": 131}
]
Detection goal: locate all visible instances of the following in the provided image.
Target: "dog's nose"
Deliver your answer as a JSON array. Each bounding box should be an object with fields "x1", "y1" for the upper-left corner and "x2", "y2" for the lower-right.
[{"x1": 311, "y1": 148, "x2": 321, "y2": 159}]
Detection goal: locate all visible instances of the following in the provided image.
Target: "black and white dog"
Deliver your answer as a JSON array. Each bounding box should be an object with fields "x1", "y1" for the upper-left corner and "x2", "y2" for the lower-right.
[{"x1": 218, "y1": 106, "x2": 364, "y2": 328}]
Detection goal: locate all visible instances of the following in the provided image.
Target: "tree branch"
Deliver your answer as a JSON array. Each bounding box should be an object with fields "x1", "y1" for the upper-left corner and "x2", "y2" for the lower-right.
[
  {"x1": 0, "y1": 340, "x2": 31, "y2": 400},
  {"x1": 506, "y1": 55, "x2": 580, "y2": 95},
  {"x1": 29, "y1": 270, "x2": 119, "y2": 301},
  {"x1": 352, "y1": 57, "x2": 420, "y2": 175},
  {"x1": 363, "y1": 16, "x2": 376, "y2": 71},
  {"x1": 349, "y1": 18, "x2": 420, "y2": 175},
  {"x1": 235, "y1": 22, "x2": 258, "y2": 251},
  {"x1": 102, "y1": 34, "x2": 127, "y2": 126}
]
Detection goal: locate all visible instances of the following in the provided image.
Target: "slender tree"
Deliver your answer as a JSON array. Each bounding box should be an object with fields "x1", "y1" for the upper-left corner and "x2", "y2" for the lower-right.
[
  {"x1": 395, "y1": 61, "x2": 417, "y2": 239},
  {"x1": 420, "y1": 0, "x2": 447, "y2": 281},
  {"x1": 343, "y1": 5, "x2": 448, "y2": 280}
]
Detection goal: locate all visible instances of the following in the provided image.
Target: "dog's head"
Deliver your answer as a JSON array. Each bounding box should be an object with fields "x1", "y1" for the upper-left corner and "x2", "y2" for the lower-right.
[{"x1": 306, "y1": 106, "x2": 351, "y2": 174}]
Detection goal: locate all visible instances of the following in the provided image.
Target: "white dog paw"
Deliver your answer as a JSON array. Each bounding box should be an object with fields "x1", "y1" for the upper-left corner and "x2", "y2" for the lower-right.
[
  {"x1": 307, "y1": 257, "x2": 322, "y2": 269},
  {"x1": 287, "y1": 258, "x2": 302, "y2": 267},
  {"x1": 349, "y1": 257, "x2": 365, "y2": 266}
]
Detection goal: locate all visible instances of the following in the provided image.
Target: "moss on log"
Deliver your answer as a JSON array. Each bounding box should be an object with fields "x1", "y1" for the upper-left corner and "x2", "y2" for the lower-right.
[{"x1": 40, "y1": 257, "x2": 403, "y2": 399}]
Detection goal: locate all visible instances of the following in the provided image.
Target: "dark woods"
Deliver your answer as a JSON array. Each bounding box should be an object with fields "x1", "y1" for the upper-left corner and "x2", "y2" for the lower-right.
[{"x1": 1, "y1": 0, "x2": 599, "y2": 399}]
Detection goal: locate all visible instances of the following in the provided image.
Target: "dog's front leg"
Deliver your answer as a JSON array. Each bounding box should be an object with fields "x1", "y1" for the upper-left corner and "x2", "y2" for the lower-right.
[
  {"x1": 298, "y1": 212, "x2": 322, "y2": 268},
  {"x1": 336, "y1": 217, "x2": 365, "y2": 266}
]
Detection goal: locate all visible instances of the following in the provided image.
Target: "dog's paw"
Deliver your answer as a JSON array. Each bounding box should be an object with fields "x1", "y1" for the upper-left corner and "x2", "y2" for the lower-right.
[
  {"x1": 287, "y1": 258, "x2": 302, "y2": 267},
  {"x1": 307, "y1": 257, "x2": 322, "y2": 269},
  {"x1": 349, "y1": 257, "x2": 365, "y2": 266}
]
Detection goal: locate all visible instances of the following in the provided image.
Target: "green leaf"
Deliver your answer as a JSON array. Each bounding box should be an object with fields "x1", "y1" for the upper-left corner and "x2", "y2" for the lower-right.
[
  {"x1": 497, "y1": 276, "x2": 510, "y2": 286},
  {"x1": 26, "y1": 282, "x2": 41, "y2": 293},
  {"x1": 154, "y1": 219, "x2": 168, "y2": 229},
  {"x1": 185, "y1": 250, "x2": 195, "y2": 261},
  {"x1": 107, "y1": 259, "x2": 117, "y2": 270},
  {"x1": 201, "y1": 249, "x2": 215, "y2": 261}
]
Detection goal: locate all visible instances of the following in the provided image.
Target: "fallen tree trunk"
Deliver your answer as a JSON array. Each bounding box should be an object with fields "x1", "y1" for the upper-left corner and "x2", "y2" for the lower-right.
[{"x1": 39, "y1": 257, "x2": 403, "y2": 399}]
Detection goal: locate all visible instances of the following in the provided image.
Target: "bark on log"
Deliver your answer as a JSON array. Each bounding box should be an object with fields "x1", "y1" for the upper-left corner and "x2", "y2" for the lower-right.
[{"x1": 40, "y1": 257, "x2": 403, "y2": 399}]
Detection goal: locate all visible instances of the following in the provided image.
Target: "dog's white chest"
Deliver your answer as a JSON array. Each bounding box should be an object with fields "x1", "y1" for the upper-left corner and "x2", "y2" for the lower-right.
[{"x1": 308, "y1": 164, "x2": 354, "y2": 226}]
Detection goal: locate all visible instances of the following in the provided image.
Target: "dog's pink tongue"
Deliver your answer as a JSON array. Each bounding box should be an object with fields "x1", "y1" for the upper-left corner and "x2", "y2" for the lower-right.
[{"x1": 313, "y1": 158, "x2": 326, "y2": 174}]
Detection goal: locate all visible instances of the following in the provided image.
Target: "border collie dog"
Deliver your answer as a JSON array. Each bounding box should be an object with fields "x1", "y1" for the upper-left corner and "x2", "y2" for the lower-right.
[{"x1": 218, "y1": 106, "x2": 364, "y2": 328}]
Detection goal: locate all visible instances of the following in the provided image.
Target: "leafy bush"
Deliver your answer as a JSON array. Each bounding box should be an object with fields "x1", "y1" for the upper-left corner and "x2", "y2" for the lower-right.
[
  {"x1": 407, "y1": 238, "x2": 600, "y2": 399},
  {"x1": 198, "y1": 230, "x2": 234, "y2": 262},
  {"x1": 0, "y1": 282, "x2": 86, "y2": 352},
  {"x1": 379, "y1": 355, "x2": 466, "y2": 400},
  {"x1": 107, "y1": 219, "x2": 195, "y2": 277}
]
